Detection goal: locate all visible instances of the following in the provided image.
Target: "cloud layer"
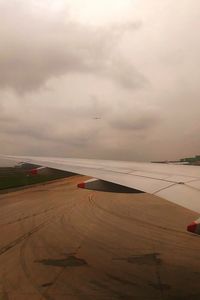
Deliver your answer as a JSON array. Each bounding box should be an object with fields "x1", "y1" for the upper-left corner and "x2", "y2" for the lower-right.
[
  {"x1": 1, "y1": 0, "x2": 200, "y2": 163},
  {"x1": 0, "y1": 1, "x2": 144, "y2": 92}
]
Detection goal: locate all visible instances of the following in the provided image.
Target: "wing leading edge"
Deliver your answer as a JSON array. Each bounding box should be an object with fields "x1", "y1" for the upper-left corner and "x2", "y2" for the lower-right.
[{"x1": 1, "y1": 154, "x2": 200, "y2": 234}]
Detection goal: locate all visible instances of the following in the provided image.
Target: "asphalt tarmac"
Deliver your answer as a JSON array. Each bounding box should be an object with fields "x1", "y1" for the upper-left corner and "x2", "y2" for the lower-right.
[{"x1": 0, "y1": 176, "x2": 200, "y2": 300}]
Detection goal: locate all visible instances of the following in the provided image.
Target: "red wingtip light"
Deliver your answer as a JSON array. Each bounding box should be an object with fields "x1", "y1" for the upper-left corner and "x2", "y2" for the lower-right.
[
  {"x1": 187, "y1": 221, "x2": 197, "y2": 233},
  {"x1": 77, "y1": 182, "x2": 85, "y2": 189}
]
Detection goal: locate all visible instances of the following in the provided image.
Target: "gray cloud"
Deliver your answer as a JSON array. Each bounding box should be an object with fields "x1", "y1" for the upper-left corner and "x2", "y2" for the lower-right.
[
  {"x1": 0, "y1": 1, "x2": 144, "y2": 93},
  {"x1": 1, "y1": 0, "x2": 200, "y2": 163},
  {"x1": 0, "y1": 95, "x2": 105, "y2": 147},
  {"x1": 109, "y1": 108, "x2": 160, "y2": 131}
]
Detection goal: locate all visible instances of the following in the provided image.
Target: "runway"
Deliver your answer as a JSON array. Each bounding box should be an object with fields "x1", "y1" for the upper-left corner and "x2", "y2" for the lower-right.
[{"x1": 0, "y1": 176, "x2": 200, "y2": 300}]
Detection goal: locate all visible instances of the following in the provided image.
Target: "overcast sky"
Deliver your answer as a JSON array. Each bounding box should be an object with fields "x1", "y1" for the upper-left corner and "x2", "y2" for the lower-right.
[{"x1": 0, "y1": 0, "x2": 200, "y2": 164}]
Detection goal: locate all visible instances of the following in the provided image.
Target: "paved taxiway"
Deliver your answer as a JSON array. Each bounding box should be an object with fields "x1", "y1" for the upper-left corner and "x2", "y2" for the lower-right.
[{"x1": 0, "y1": 176, "x2": 200, "y2": 300}]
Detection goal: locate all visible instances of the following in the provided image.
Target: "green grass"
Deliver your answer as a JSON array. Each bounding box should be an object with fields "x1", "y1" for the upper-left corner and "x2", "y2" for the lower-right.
[{"x1": 0, "y1": 167, "x2": 74, "y2": 190}]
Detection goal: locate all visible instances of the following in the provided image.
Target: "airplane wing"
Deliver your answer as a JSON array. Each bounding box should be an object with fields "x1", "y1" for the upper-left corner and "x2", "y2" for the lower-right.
[{"x1": 1, "y1": 154, "x2": 200, "y2": 234}]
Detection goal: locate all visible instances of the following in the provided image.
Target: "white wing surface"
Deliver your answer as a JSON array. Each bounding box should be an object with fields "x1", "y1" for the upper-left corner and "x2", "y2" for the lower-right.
[{"x1": 1, "y1": 155, "x2": 200, "y2": 234}]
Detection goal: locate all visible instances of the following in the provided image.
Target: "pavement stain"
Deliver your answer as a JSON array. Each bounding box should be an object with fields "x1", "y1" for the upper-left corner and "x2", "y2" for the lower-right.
[
  {"x1": 35, "y1": 255, "x2": 88, "y2": 268},
  {"x1": 90, "y1": 279, "x2": 136, "y2": 299},
  {"x1": 90, "y1": 280, "x2": 108, "y2": 289},
  {"x1": 149, "y1": 282, "x2": 171, "y2": 290},
  {"x1": 170, "y1": 294, "x2": 200, "y2": 300},
  {"x1": 0, "y1": 283, "x2": 9, "y2": 300},
  {"x1": 114, "y1": 252, "x2": 162, "y2": 265},
  {"x1": 107, "y1": 274, "x2": 137, "y2": 286},
  {"x1": 41, "y1": 282, "x2": 54, "y2": 288}
]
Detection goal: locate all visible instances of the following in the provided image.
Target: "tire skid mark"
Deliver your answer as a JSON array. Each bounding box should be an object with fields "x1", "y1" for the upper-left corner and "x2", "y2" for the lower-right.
[
  {"x1": 20, "y1": 237, "x2": 54, "y2": 300},
  {"x1": 19, "y1": 199, "x2": 79, "y2": 300},
  {"x1": 86, "y1": 195, "x2": 155, "y2": 287},
  {"x1": 90, "y1": 195, "x2": 170, "y2": 296},
  {"x1": 90, "y1": 197, "x2": 188, "y2": 236},
  {"x1": 0, "y1": 201, "x2": 55, "y2": 224},
  {"x1": 19, "y1": 201, "x2": 85, "y2": 300},
  {"x1": 60, "y1": 194, "x2": 102, "y2": 256},
  {"x1": 2, "y1": 198, "x2": 75, "y2": 258},
  {"x1": 34, "y1": 202, "x2": 77, "y2": 254},
  {"x1": 64, "y1": 195, "x2": 128, "y2": 257},
  {"x1": 87, "y1": 196, "x2": 159, "y2": 261},
  {"x1": 0, "y1": 207, "x2": 56, "y2": 228},
  {"x1": 59, "y1": 201, "x2": 88, "y2": 253},
  {"x1": 90, "y1": 197, "x2": 198, "y2": 256},
  {"x1": 87, "y1": 196, "x2": 195, "y2": 265},
  {"x1": 0, "y1": 222, "x2": 47, "y2": 256},
  {"x1": 88, "y1": 196, "x2": 162, "y2": 248},
  {"x1": 60, "y1": 195, "x2": 96, "y2": 244},
  {"x1": 60, "y1": 204, "x2": 78, "y2": 234}
]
